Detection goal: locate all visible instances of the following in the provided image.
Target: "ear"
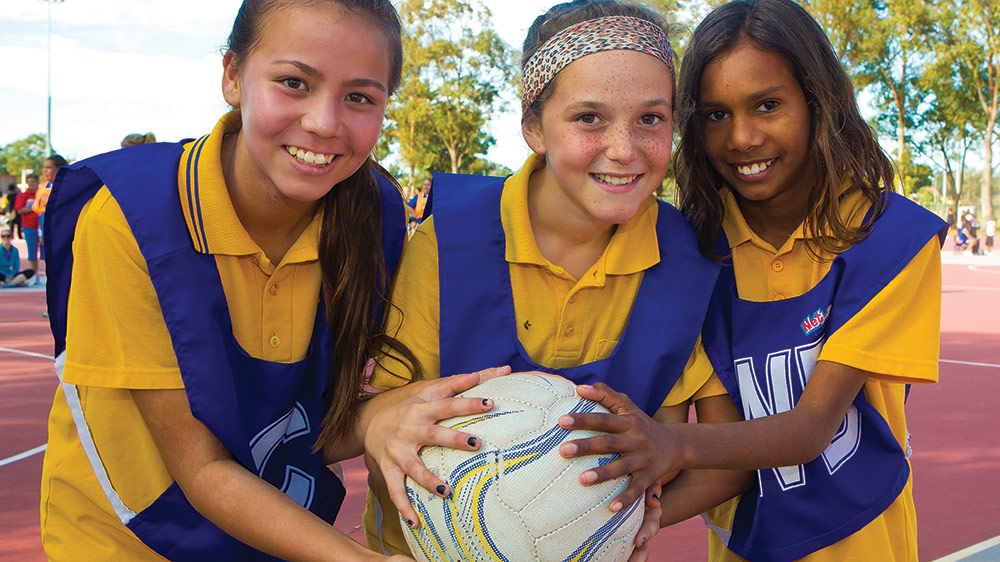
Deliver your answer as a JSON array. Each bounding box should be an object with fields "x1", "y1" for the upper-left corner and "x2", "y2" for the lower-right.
[
  {"x1": 521, "y1": 116, "x2": 546, "y2": 156},
  {"x1": 222, "y1": 50, "x2": 242, "y2": 108}
]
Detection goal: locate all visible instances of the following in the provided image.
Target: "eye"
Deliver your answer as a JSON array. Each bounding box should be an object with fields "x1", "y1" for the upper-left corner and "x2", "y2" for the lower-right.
[
  {"x1": 757, "y1": 99, "x2": 779, "y2": 112},
  {"x1": 347, "y1": 92, "x2": 373, "y2": 105},
  {"x1": 577, "y1": 113, "x2": 599, "y2": 125},
  {"x1": 639, "y1": 113, "x2": 663, "y2": 126},
  {"x1": 704, "y1": 110, "x2": 728, "y2": 122},
  {"x1": 281, "y1": 77, "x2": 306, "y2": 91}
]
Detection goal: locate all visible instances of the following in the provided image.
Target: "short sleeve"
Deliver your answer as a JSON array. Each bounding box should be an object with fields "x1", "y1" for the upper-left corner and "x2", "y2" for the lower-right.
[
  {"x1": 820, "y1": 237, "x2": 941, "y2": 384},
  {"x1": 370, "y1": 218, "x2": 443, "y2": 391},
  {"x1": 662, "y1": 336, "x2": 720, "y2": 407},
  {"x1": 62, "y1": 187, "x2": 184, "y2": 389}
]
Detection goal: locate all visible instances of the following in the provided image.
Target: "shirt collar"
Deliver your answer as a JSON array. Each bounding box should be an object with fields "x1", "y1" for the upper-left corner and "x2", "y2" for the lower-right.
[
  {"x1": 177, "y1": 110, "x2": 321, "y2": 266},
  {"x1": 501, "y1": 153, "x2": 660, "y2": 276},
  {"x1": 720, "y1": 183, "x2": 869, "y2": 253}
]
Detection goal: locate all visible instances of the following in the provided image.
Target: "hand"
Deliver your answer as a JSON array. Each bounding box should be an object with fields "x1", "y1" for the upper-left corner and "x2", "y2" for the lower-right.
[
  {"x1": 626, "y1": 483, "x2": 663, "y2": 562},
  {"x1": 557, "y1": 382, "x2": 682, "y2": 512},
  {"x1": 365, "y1": 366, "x2": 511, "y2": 528}
]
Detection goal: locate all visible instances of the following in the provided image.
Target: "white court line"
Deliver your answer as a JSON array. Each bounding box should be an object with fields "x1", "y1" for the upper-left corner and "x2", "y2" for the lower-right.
[
  {"x1": 0, "y1": 444, "x2": 46, "y2": 467},
  {"x1": 940, "y1": 358, "x2": 1000, "y2": 369},
  {"x1": 969, "y1": 265, "x2": 1000, "y2": 274},
  {"x1": 943, "y1": 284, "x2": 1000, "y2": 292},
  {"x1": 0, "y1": 347, "x2": 53, "y2": 467},
  {"x1": 0, "y1": 347, "x2": 54, "y2": 360},
  {"x1": 931, "y1": 535, "x2": 1000, "y2": 562}
]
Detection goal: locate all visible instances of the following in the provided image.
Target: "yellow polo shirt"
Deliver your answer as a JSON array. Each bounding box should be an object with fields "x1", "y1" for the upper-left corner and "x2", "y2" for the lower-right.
[
  {"x1": 40, "y1": 110, "x2": 324, "y2": 561},
  {"x1": 705, "y1": 188, "x2": 941, "y2": 562},
  {"x1": 364, "y1": 153, "x2": 723, "y2": 555}
]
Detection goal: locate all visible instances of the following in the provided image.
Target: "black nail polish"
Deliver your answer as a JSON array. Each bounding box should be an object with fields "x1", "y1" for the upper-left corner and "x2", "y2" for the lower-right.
[
  {"x1": 405, "y1": 519, "x2": 414, "y2": 529},
  {"x1": 467, "y1": 436, "x2": 477, "y2": 446},
  {"x1": 641, "y1": 537, "x2": 647, "y2": 546},
  {"x1": 436, "y1": 484, "x2": 446, "y2": 495},
  {"x1": 652, "y1": 493, "x2": 660, "y2": 502},
  {"x1": 482, "y1": 398, "x2": 490, "y2": 406}
]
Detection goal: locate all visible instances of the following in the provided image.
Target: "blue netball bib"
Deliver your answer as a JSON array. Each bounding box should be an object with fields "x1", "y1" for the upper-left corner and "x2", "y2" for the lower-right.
[
  {"x1": 701, "y1": 193, "x2": 947, "y2": 562},
  {"x1": 46, "y1": 140, "x2": 405, "y2": 561},
  {"x1": 431, "y1": 173, "x2": 719, "y2": 415}
]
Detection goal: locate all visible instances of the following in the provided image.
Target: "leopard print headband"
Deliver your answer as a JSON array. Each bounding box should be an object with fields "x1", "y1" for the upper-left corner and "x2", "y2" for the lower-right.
[{"x1": 521, "y1": 16, "x2": 675, "y2": 114}]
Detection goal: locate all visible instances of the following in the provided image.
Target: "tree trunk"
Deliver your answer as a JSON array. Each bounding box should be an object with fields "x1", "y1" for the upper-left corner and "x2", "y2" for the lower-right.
[
  {"x1": 982, "y1": 128, "x2": 996, "y2": 222},
  {"x1": 897, "y1": 96, "x2": 907, "y2": 193}
]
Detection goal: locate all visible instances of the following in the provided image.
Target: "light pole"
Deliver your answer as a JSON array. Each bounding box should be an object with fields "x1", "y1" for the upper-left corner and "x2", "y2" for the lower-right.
[{"x1": 43, "y1": 0, "x2": 65, "y2": 158}]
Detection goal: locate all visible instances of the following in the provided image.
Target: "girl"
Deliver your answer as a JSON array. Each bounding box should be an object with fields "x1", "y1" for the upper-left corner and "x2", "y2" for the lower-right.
[
  {"x1": 122, "y1": 132, "x2": 158, "y2": 147},
  {"x1": 359, "y1": 0, "x2": 749, "y2": 558},
  {"x1": 40, "y1": 1, "x2": 494, "y2": 560},
  {"x1": 559, "y1": 0, "x2": 947, "y2": 560}
]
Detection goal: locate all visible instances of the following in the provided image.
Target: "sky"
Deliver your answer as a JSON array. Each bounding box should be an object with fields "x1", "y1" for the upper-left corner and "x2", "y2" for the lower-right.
[{"x1": 0, "y1": 0, "x2": 551, "y2": 175}]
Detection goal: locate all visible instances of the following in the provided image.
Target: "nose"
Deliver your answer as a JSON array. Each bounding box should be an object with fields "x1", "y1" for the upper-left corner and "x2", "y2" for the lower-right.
[
  {"x1": 727, "y1": 113, "x2": 763, "y2": 153},
  {"x1": 605, "y1": 122, "x2": 639, "y2": 163},
  {"x1": 301, "y1": 97, "x2": 345, "y2": 138}
]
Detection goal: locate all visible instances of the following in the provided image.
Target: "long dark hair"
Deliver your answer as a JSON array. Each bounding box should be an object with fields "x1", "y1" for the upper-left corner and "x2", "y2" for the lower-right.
[
  {"x1": 227, "y1": 0, "x2": 415, "y2": 449},
  {"x1": 675, "y1": 0, "x2": 893, "y2": 259},
  {"x1": 521, "y1": 0, "x2": 672, "y2": 123}
]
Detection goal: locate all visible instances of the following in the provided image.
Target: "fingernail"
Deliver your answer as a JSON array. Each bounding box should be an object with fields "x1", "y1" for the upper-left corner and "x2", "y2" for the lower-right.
[
  {"x1": 579, "y1": 384, "x2": 593, "y2": 390},
  {"x1": 560, "y1": 443, "x2": 577, "y2": 456},
  {"x1": 435, "y1": 485, "x2": 446, "y2": 495},
  {"x1": 559, "y1": 415, "x2": 573, "y2": 427},
  {"x1": 652, "y1": 493, "x2": 660, "y2": 502},
  {"x1": 482, "y1": 398, "x2": 490, "y2": 406},
  {"x1": 467, "y1": 436, "x2": 478, "y2": 447},
  {"x1": 610, "y1": 501, "x2": 622, "y2": 512},
  {"x1": 641, "y1": 537, "x2": 648, "y2": 546},
  {"x1": 405, "y1": 519, "x2": 415, "y2": 529},
  {"x1": 581, "y1": 470, "x2": 596, "y2": 484}
]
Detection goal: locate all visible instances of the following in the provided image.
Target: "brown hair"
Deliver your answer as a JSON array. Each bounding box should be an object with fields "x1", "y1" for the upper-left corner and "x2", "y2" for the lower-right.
[
  {"x1": 520, "y1": 0, "x2": 672, "y2": 123},
  {"x1": 675, "y1": 0, "x2": 893, "y2": 259},
  {"x1": 227, "y1": 0, "x2": 414, "y2": 449},
  {"x1": 122, "y1": 133, "x2": 157, "y2": 147}
]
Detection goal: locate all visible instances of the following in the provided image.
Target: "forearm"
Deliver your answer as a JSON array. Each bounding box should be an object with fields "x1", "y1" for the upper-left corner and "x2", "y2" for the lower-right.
[
  {"x1": 657, "y1": 468, "x2": 753, "y2": 527},
  {"x1": 182, "y1": 458, "x2": 379, "y2": 561}
]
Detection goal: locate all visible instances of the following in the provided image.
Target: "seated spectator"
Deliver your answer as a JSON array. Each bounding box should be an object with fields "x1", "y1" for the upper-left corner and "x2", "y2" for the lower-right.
[{"x1": 0, "y1": 228, "x2": 34, "y2": 287}]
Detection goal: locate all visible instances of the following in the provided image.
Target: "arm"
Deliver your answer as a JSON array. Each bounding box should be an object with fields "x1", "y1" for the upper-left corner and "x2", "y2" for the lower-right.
[
  {"x1": 131, "y1": 388, "x2": 410, "y2": 562},
  {"x1": 657, "y1": 395, "x2": 753, "y2": 527},
  {"x1": 563, "y1": 360, "x2": 868, "y2": 491}
]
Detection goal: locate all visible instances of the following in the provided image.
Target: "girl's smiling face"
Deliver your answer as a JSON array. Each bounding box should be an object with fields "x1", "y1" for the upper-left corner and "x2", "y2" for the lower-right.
[
  {"x1": 522, "y1": 49, "x2": 674, "y2": 229},
  {"x1": 222, "y1": 2, "x2": 390, "y2": 206},
  {"x1": 698, "y1": 40, "x2": 815, "y2": 217}
]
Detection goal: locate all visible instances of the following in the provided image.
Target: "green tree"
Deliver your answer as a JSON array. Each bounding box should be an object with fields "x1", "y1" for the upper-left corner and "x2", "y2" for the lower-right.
[
  {"x1": 0, "y1": 134, "x2": 49, "y2": 177},
  {"x1": 938, "y1": 0, "x2": 1000, "y2": 222},
  {"x1": 913, "y1": 33, "x2": 983, "y2": 222},
  {"x1": 383, "y1": 0, "x2": 517, "y2": 183},
  {"x1": 806, "y1": 0, "x2": 934, "y2": 190}
]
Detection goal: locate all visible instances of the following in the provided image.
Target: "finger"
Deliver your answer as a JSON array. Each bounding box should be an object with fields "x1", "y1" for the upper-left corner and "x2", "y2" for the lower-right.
[
  {"x1": 417, "y1": 368, "x2": 505, "y2": 401},
  {"x1": 575, "y1": 382, "x2": 640, "y2": 415},
  {"x1": 559, "y1": 432, "x2": 636, "y2": 460},
  {"x1": 630, "y1": 484, "x2": 662, "y2": 559},
  {"x1": 606, "y1": 480, "x2": 646, "y2": 514},
  {"x1": 419, "y1": 423, "x2": 484, "y2": 452},
  {"x1": 558, "y1": 412, "x2": 634, "y2": 433},
  {"x1": 477, "y1": 365, "x2": 512, "y2": 382},
  {"x1": 385, "y1": 466, "x2": 422, "y2": 529},
  {"x1": 425, "y1": 396, "x2": 495, "y2": 424}
]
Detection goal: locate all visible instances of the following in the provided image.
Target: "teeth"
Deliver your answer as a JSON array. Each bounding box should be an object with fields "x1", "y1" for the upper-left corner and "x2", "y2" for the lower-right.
[
  {"x1": 286, "y1": 145, "x2": 334, "y2": 166},
  {"x1": 594, "y1": 173, "x2": 638, "y2": 186},
  {"x1": 736, "y1": 159, "x2": 773, "y2": 176}
]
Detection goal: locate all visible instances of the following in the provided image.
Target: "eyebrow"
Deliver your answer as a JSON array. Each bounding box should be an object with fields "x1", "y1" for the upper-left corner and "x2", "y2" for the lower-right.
[
  {"x1": 274, "y1": 59, "x2": 388, "y2": 93},
  {"x1": 701, "y1": 85, "x2": 788, "y2": 106},
  {"x1": 565, "y1": 97, "x2": 673, "y2": 112}
]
